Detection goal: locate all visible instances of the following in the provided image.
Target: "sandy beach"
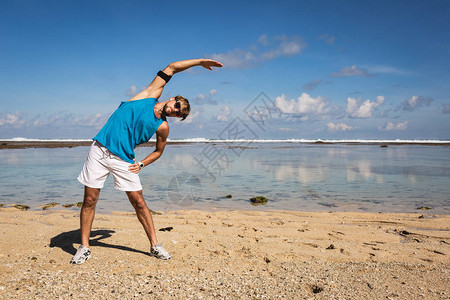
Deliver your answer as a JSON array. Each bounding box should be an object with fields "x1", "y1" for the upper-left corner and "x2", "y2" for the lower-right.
[{"x1": 0, "y1": 207, "x2": 449, "y2": 299}]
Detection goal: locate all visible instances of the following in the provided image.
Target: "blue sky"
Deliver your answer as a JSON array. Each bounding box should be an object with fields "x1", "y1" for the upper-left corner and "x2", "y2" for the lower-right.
[{"x1": 1, "y1": 0, "x2": 449, "y2": 140}]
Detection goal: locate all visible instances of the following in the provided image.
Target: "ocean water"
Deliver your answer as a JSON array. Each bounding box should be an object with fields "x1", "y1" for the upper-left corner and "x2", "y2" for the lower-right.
[{"x1": 0, "y1": 142, "x2": 449, "y2": 214}]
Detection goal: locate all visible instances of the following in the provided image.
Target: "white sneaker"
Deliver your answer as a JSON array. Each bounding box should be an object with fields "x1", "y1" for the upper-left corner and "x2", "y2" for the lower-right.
[
  {"x1": 150, "y1": 243, "x2": 172, "y2": 260},
  {"x1": 70, "y1": 245, "x2": 91, "y2": 264}
]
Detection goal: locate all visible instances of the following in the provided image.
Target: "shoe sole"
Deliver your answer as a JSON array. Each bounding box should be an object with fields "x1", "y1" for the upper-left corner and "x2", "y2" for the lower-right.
[
  {"x1": 70, "y1": 255, "x2": 91, "y2": 265},
  {"x1": 149, "y1": 253, "x2": 172, "y2": 260}
]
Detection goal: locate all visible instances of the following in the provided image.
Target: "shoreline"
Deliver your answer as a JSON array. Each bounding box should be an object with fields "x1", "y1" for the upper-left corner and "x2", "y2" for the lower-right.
[
  {"x1": 1, "y1": 202, "x2": 445, "y2": 216},
  {"x1": 0, "y1": 207, "x2": 448, "y2": 298},
  {"x1": 1, "y1": 139, "x2": 450, "y2": 149}
]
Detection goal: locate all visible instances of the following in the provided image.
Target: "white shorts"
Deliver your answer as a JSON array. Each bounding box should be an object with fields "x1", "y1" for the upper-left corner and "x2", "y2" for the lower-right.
[{"x1": 77, "y1": 141, "x2": 142, "y2": 191}]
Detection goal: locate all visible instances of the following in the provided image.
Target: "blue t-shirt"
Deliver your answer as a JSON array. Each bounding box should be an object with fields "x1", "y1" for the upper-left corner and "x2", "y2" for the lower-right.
[{"x1": 94, "y1": 98, "x2": 164, "y2": 163}]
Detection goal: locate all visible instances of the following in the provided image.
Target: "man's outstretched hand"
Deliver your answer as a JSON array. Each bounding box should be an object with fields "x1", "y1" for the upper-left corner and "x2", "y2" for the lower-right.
[{"x1": 200, "y1": 59, "x2": 223, "y2": 70}]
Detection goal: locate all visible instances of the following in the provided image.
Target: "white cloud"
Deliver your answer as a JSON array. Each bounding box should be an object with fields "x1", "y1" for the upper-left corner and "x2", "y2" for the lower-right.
[
  {"x1": 257, "y1": 34, "x2": 269, "y2": 46},
  {"x1": 0, "y1": 111, "x2": 27, "y2": 128},
  {"x1": 380, "y1": 121, "x2": 408, "y2": 131},
  {"x1": 278, "y1": 127, "x2": 295, "y2": 132},
  {"x1": 330, "y1": 65, "x2": 371, "y2": 77},
  {"x1": 216, "y1": 105, "x2": 232, "y2": 121},
  {"x1": 208, "y1": 34, "x2": 305, "y2": 69},
  {"x1": 275, "y1": 93, "x2": 329, "y2": 115},
  {"x1": 30, "y1": 111, "x2": 108, "y2": 129},
  {"x1": 260, "y1": 37, "x2": 303, "y2": 60},
  {"x1": 401, "y1": 96, "x2": 433, "y2": 111},
  {"x1": 318, "y1": 34, "x2": 336, "y2": 45},
  {"x1": 327, "y1": 122, "x2": 354, "y2": 132},
  {"x1": 299, "y1": 116, "x2": 309, "y2": 122},
  {"x1": 367, "y1": 65, "x2": 412, "y2": 75},
  {"x1": 346, "y1": 96, "x2": 385, "y2": 118},
  {"x1": 179, "y1": 110, "x2": 200, "y2": 124},
  {"x1": 126, "y1": 85, "x2": 138, "y2": 97},
  {"x1": 82, "y1": 113, "x2": 105, "y2": 127},
  {"x1": 0, "y1": 110, "x2": 111, "y2": 133},
  {"x1": 302, "y1": 79, "x2": 322, "y2": 91},
  {"x1": 443, "y1": 104, "x2": 450, "y2": 114},
  {"x1": 125, "y1": 85, "x2": 146, "y2": 97},
  {"x1": 194, "y1": 89, "x2": 219, "y2": 105},
  {"x1": 209, "y1": 49, "x2": 256, "y2": 69}
]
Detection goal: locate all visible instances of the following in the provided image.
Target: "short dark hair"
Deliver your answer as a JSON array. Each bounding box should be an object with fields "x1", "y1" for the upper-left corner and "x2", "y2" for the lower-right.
[{"x1": 175, "y1": 95, "x2": 190, "y2": 121}]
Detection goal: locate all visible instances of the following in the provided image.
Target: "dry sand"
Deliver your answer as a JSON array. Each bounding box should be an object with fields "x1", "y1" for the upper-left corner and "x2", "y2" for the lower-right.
[{"x1": 0, "y1": 207, "x2": 449, "y2": 299}]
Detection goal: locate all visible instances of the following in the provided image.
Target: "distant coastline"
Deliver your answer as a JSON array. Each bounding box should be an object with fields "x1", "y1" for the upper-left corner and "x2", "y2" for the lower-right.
[{"x1": 1, "y1": 137, "x2": 450, "y2": 149}]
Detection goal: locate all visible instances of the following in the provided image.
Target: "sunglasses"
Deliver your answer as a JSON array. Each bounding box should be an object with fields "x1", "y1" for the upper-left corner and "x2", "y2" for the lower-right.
[{"x1": 174, "y1": 99, "x2": 182, "y2": 117}]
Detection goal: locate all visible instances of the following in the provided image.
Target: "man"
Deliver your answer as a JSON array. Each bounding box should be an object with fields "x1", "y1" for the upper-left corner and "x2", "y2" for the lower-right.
[{"x1": 71, "y1": 58, "x2": 223, "y2": 264}]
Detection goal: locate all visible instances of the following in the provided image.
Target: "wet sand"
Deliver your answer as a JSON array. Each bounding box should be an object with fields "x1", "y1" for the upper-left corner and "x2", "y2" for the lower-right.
[{"x1": 0, "y1": 207, "x2": 449, "y2": 299}]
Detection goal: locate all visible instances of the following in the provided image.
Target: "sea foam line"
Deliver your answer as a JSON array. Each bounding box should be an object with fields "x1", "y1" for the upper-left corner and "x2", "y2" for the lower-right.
[{"x1": 2, "y1": 137, "x2": 450, "y2": 144}]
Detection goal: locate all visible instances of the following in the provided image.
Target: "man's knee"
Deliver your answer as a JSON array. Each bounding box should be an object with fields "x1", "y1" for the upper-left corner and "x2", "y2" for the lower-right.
[
  {"x1": 83, "y1": 187, "x2": 100, "y2": 207},
  {"x1": 127, "y1": 191, "x2": 146, "y2": 209}
]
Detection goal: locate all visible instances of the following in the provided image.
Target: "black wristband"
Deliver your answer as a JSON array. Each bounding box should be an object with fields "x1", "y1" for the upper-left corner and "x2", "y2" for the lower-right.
[{"x1": 157, "y1": 70, "x2": 172, "y2": 83}]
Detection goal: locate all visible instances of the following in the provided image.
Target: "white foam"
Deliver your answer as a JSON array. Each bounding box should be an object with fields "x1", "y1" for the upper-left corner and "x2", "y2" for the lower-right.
[
  {"x1": 1, "y1": 137, "x2": 92, "y2": 142},
  {"x1": 1, "y1": 137, "x2": 449, "y2": 144},
  {"x1": 166, "y1": 138, "x2": 450, "y2": 144}
]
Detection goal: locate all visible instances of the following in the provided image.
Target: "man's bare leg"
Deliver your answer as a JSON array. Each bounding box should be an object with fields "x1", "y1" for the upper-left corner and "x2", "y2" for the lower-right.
[
  {"x1": 80, "y1": 186, "x2": 100, "y2": 247},
  {"x1": 126, "y1": 190, "x2": 158, "y2": 247}
]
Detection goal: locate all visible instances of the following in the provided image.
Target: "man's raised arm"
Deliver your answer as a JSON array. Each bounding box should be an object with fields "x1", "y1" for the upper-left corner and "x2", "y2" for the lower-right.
[
  {"x1": 128, "y1": 58, "x2": 223, "y2": 101},
  {"x1": 163, "y1": 59, "x2": 223, "y2": 75}
]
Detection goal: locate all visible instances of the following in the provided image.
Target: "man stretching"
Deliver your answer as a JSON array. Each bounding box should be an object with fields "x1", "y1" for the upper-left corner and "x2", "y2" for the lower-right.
[{"x1": 71, "y1": 58, "x2": 223, "y2": 264}]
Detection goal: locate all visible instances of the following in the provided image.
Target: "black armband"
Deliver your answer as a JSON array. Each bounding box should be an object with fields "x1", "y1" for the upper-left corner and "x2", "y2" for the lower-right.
[{"x1": 157, "y1": 70, "x2": 172, "y2": 83}]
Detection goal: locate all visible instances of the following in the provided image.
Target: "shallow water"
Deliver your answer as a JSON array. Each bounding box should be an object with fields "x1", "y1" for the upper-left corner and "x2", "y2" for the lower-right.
[{"x1": 0, "y1": 143, "x2": 449, "y2": 214}]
